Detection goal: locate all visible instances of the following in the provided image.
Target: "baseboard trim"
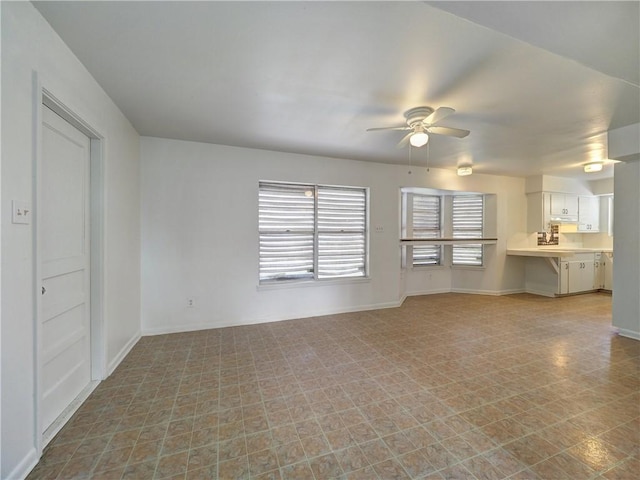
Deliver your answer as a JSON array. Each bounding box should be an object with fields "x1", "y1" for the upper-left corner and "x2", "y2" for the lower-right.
[
  {"x1": 141, "y1": 289, "x2": 542, "y2": 336},
  {"x1": 7, "y1": 447, "x2": 38, "y2": 480},
  {"x1": 616, "y1": 328, "x2": 640, "y2": 341},
  {"x1": 450, "y1": 287, "x2": 526, "y2": 296},
  {"x1": 522, "y1": 288, "x2": 556, "y2": 298},
  {"x1": 107, "y1": 331, "x2": 141, "y2": 376},
  {"x1": 142, "y1": 300, "x2": 404, "y2": 336},
  {"x1": 404, "y1": 288, "x2": 452, "y2": 297}
]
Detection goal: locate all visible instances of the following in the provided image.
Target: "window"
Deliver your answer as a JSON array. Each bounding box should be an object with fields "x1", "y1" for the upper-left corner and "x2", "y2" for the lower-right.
[
  {"x1": 411, "y1": 194, "x2": 442, "y2": 266},
  {"x1": 452, "y1": 195, "x2": 484, "y2": 266},
  {"x1": 259, "y1": 182, "x2": 367, "y2": 282}
]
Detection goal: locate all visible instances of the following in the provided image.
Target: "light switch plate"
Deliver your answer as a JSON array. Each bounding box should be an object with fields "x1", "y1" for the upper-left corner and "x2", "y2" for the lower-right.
[{"x1": 12, "y1": 200, "x2": 31, "y2": 224}]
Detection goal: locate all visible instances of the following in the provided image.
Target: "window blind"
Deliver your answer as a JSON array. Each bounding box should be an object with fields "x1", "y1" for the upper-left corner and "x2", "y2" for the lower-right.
[
  {"x1": 317, "y1": 187, "x2": 366, "y2": 278},
  {"x1": 412, "y1": 194, "x2": 441, "y2": 266},
  {"x1": 259, "y1": 183, "x2": 315, "y2": 281},
  {"x1": 452, "y1": 195, "x2": 484, "y2": 266},
  {"x1": 259, "y1": 182, "x2": 367, "y2": 282}
]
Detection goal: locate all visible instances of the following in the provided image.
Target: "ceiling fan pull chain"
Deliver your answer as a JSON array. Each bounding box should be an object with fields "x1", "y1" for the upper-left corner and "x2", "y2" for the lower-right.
[{"x1": 426, "y1": 142, "x2": 430, "y2": 173}]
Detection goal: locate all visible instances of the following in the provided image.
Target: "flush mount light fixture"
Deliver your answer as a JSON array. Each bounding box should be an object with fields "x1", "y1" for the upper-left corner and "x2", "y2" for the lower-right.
[
  {"x1": 457, "y1": 166, "x2": 473, "y2": 176},
  {"x1": 584, "y1": 162, "x2": 604, "y2": 173},
  {"x1": 409, "y1": 131, "x2": 429, "y2": 147}
]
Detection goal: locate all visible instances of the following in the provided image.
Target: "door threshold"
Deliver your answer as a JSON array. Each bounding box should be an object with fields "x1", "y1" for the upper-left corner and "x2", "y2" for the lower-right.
[{"x1": 43, "y1": 380, "x2": 100, "y2": 448}]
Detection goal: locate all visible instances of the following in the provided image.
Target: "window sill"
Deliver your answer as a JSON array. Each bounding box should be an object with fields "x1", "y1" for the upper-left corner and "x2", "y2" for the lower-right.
[
  {"x1": 400, "y1": 238, "x2": 497, "y2": 245},
  {"x1": 257, "y1": 276, "x2": 371, "y2": 291},
  {"x1": 404, "y1": 265, "x2": 485, "y2": 272},
  {"x1": 406, "y1": 265, "x2": 449, "y2": 271},
  {"x1": 450, "y1": 265, "x2": 486, "y2": 271}
]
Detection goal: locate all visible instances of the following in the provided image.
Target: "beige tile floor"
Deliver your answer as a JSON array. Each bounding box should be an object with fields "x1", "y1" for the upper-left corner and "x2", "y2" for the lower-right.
[{"x1": 27, "y1": 292, "x2": 639, "y2": 479}]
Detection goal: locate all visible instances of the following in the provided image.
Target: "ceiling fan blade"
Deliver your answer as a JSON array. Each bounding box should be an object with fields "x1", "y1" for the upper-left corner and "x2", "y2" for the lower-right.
[
  {"x1": 422, "y1": 107, "x2": 455, "y2": 126},
  {"x1": 366, "y1": 126, "x2": 410, "y2": 132},
  {"x1": 396, "y1": 132, "x2": 413, "y2": 148},
  {"x1": 427, "y1": 126, "x2": 470, "y2": 138}
]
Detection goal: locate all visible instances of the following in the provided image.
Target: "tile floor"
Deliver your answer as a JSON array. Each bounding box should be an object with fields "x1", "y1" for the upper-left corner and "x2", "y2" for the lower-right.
[{"x1": 27, "y1": 292, "x2": 639, "y2": 479}]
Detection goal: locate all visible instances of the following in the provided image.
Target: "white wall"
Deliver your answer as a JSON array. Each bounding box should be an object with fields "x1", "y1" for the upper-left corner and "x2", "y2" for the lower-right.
[
  {"x1": 525, "y1": 174, "x2": 594, "y2": 195},
  {"x1": 608, "y1": 123, "x2": 640, "y2": 162},
  {"x1": 401, "y1": 174, "x2": 526, "y2": 296},
  {"x1": 141, "y1": 137, "x2": 527, "y2": 334},
  {"x1": 1, "y1": 3, "x2": 141, "y2": 478},
  {"x1": 612, "y1": 160, "x2": 640, "y2": 339}
]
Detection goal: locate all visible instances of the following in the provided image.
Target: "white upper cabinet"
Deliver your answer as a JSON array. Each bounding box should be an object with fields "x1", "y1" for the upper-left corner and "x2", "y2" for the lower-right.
[
  {"x1": 527, "y1": 192, "x2": 604, "y2": 233},
  {"x1": 578, "y1": 196, "x2": 600, "y2": 232},
  {"x1": 549, "y1": 194, "x2": 578, "y2": 222}
]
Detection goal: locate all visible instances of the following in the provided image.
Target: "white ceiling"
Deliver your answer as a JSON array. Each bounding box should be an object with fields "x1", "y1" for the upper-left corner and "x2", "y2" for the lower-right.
[{"x1": 33, "y1": 1, "x2": 639, "y2": 180}]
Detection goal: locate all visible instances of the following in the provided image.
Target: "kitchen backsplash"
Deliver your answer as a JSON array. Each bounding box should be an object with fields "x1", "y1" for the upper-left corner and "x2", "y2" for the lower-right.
[{"x1": 537, "y1": 224, "x2": 559, "y2": 245}]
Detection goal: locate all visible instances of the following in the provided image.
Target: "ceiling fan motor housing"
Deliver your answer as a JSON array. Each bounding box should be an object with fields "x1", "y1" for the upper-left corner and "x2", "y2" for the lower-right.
[{"x1": 405, "y1": 106, "x2": 434, "y2": 126}]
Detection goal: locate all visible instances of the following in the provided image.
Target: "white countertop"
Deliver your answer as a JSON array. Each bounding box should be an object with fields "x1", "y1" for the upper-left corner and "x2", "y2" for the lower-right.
[{"x1": 507, "y1": 247, "x2": 613, "y2": 258}]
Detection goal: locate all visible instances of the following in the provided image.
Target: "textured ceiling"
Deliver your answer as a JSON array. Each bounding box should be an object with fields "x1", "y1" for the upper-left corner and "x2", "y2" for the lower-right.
[{"x1": 33, "y1": 1, "x2": 639, "y2": 179}]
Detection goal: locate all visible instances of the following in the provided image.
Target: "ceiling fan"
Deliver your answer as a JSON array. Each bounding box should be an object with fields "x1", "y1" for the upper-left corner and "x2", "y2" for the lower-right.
[{"x1": 367, "y1": 106, "x2": 470, "y2": 148}]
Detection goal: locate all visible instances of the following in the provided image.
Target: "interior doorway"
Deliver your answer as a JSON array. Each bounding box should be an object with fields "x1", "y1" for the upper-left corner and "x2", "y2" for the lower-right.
[{"x1": 35, "y1": 88, "x2": 105, "y2": 450}]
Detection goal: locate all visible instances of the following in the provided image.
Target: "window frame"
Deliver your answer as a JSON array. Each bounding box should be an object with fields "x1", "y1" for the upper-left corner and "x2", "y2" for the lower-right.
[
  {"x1": 405, "y1": 193, "x2": 443, "y2": 267},
  {"x1": 258, "y1": 181, "x2": 369, "y2": 284}
]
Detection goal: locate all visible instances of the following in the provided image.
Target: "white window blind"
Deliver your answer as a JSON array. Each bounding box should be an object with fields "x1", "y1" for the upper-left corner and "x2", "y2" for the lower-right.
[
  {"x1": 317, "y1": 187, "x2": 366, "y2": 278},
  {"x1": 259, "y1": 182, "x2": 367, "y2": 282},
  {"x1": 412, "y1": 195, "x2": 441, "y2": 266},
  {"x1": 259, "y1": 183, "x2": 315, "y2": 281},
  {"x1": 452, "y1": 195, "x2": 484, "y2": 266}
]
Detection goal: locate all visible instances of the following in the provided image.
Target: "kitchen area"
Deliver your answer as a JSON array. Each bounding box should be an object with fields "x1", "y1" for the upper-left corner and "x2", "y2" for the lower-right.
[{"x1": 507, "y1": 175, "x2": 614, "y2": 297}]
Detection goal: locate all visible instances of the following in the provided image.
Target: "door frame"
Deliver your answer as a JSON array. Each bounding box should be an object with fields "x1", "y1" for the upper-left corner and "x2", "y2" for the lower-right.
[{"x1": 33, "y1": 75, "x2": 106, "y2": 453}]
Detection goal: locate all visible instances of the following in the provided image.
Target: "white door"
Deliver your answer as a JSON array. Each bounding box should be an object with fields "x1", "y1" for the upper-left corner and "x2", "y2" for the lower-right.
[{"x1": 40, "y1": 106, "x2": 91, "y2": 432}]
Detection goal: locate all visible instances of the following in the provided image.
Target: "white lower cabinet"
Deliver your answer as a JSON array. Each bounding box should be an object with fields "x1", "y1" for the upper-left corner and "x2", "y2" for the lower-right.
[
  {"x1": 559, "y1": 261, "x2": 569, "y2": 294},
  {"x1": 603, "y1": 252, "x2": 613, "y2": 290},
  {"x1": 593, "y1": 253, "x2": 604, "y2": 289},
  {"x1": 559, "y1": 253, "x2": 597, "y2": 294}
]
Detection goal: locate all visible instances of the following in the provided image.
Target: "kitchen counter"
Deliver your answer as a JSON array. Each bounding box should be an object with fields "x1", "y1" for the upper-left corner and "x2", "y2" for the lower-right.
[
  {"x1": 507, "y1": 247, "x2": 612, "y2": 258},
  {"x1": 510, "y1": 247, "x2": 613, "y2": 297}
]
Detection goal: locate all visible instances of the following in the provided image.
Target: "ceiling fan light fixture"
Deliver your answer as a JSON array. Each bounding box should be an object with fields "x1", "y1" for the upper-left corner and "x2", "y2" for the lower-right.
[
  {"x1": 584, "y1": 161, "x2": 604, "y2": 173},
  {"x1": 457, "y1": 165, "x2": 473, "y2": 176},
  {"x1": 409, "y1": 131, "x2": 429, "y2": 147}
]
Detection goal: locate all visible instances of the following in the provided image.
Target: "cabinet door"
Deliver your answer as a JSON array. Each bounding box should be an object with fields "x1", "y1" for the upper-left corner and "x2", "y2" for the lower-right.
[
  {"x1": 567, "y1": 259, "x2": 595, "y2": 293},
  {"x1": 604, "y1": 254, "x2": 613, "y2": 290},
  {"x1": 568, "y1": 261, "x2": 582, "y2": 293},
  {"x1": 550, "y1": 194, "x2": 566, "y2": 216},
  {"x1": 559, "y1": 262, "x2": 569, "y2": 294},
  {"x1": 565, "y1": 195, "x2": 578, "y2": 216},
  {"x1": 593, "y1": 258, "x2": 603, "y2": 289},
  {"x1": 578, "y1": 196, "x2": 600, "y2": 232},
  {"x1": 580, "y1": 260, "x2": 595, "y2": 291},
  {"x1": 550, "y1": 194, "x2": 578, "y2": 219}
]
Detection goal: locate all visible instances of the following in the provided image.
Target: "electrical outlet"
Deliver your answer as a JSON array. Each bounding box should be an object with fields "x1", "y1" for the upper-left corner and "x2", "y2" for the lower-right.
[{"x1": 186, "y1": 298, "x2": 195, "y2": 308}]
